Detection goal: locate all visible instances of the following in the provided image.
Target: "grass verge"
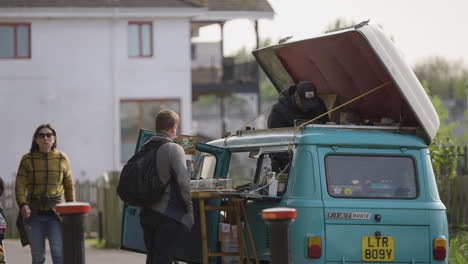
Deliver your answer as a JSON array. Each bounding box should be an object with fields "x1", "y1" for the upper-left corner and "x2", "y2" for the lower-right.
[{"x1": 449, "y1": 231, "x2": 468, "y2": 264}]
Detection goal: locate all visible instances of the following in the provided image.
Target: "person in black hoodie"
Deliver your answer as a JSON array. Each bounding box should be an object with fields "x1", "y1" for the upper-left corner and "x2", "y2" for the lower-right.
[
  {"x1": 267, "y1": 81, "x2": 329, "y2": 128},
  {"x1": 267, "y1": 81, "x2": 329, "y2": 173}
]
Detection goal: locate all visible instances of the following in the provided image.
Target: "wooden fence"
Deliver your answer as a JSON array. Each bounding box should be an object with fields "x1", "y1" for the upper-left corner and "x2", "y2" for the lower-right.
[{"x1": 445, "y1": 176, "x2": 468, "y2": 226}]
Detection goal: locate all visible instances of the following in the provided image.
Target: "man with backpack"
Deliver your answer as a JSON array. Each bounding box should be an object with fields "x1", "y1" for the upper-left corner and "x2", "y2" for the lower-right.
[{"x1": 138, "y1": 109, "x2": 194, "y2": 264}]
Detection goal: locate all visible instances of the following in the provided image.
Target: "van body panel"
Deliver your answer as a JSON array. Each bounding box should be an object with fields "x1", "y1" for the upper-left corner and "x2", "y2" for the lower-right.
[
  {"x1": 422, "y1": 150, "x2": 443, "y2": 202},
  {"x1": 299, "y1": 126, "x2": 427, "y2": 148},
  {"x1": 245, "y1": 200, "x2": 282, "y2": 259},
  {"x1": 211, "y1": 126, "x2": 428, "y2": 150},
  {"x1": 325, "y1": 225, "x2": 430, "y2": 262},
  {"x1": 246, "y1": 199, "x2": 326, "y2": 262},
  {"x1": 322, "y1": 200, "x2": 446, "y2": 211},
  {"x1": 288, "y1": 147, "x2": 323, "y2": 199},
  {"x1": 323, "y1": 207, "x2": 430, "y2": 225},
  {"x1": 429, "y1": 210, "x2": 450, "y2": 244}
]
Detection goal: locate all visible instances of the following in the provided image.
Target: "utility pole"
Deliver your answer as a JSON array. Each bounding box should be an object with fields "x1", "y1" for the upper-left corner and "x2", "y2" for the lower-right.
[
  {"x1": 254, "y1": 20, "x2": 261, "y2": 116},
  {"x1": 219, "y1": 22, "x2": 227, "y2": 135}
]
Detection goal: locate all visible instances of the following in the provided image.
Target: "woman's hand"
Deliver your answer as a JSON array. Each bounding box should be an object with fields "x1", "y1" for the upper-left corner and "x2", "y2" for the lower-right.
[{"x1": 21, "y1": 204, "x2": 31, "y2": 218}]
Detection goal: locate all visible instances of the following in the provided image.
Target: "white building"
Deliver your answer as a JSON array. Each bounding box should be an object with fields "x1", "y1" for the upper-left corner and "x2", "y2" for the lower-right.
[{"x1": 0, "y1": 0, "x2": 274, "y2": 182}]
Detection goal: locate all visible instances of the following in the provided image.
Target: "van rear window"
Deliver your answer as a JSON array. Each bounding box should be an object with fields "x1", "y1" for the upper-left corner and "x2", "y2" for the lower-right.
[{"x1": 325, "y1": 155, "x2": 418, "y2": 199}]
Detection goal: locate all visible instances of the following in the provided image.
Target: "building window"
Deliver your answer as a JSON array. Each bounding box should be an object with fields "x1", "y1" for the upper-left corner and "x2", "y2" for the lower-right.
[
  {"x1": 120, "y1": 99, "x2": 180, "y2": 162},
  {"x1": 0, "y1": 23, "x2": 31, "y2": 59},
  {"x1": 128, "y1": 22, "x2": 153, "y2": 57}
]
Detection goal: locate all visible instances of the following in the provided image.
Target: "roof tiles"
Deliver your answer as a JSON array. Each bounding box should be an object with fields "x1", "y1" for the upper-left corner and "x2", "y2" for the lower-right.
[
  {"x1": 0, "y1": 0, "x2": 274, "y2": 12},
  {"x1": 0, "y1": 0, "x2": 201, "y2": 8}
]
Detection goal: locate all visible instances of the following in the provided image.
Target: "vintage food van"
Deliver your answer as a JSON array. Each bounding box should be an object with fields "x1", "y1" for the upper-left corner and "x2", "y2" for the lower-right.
[{"x1": 121, "y1": 22, "x2": 448, "y2": 263}]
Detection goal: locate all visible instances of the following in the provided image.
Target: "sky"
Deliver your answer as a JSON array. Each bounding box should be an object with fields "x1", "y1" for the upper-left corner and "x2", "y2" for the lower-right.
[{"x1": 194, "y1": 0, "x2": 468, "y2": 68}]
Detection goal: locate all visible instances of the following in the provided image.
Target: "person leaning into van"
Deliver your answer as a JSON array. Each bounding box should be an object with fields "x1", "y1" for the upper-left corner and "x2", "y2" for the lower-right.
[
  {"x1": 139, "y1": 109, "x2": 194, "y2": 264},
  {"x1": 267, "y1": 81, "x2": 329, "y2": 172},
  {"x1": 267, "y1": 80, "x2": 329, "y2": 128},
  {"x1": 15, "y1": 123, "x2": 75, "y2": 264}
]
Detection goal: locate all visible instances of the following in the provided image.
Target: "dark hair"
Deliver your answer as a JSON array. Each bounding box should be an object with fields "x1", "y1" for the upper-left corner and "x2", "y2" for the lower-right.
[
  {"x1": 155, "y1": 109, "x2": 180, "y2": 132},
  {"x1": 30, "y1": 123, "x2": 57, "y2": 152}
]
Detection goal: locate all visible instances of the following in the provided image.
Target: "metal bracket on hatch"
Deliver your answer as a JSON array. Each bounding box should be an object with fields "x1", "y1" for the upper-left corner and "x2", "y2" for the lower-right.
[{"x1": 324, "y1": 19, "x2": 370, "y2": 34}]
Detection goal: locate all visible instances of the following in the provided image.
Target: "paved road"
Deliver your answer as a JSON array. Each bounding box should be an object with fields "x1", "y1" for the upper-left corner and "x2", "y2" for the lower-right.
[{"x1": 3, "y1": 239, "x2": 146, "y2": 263}]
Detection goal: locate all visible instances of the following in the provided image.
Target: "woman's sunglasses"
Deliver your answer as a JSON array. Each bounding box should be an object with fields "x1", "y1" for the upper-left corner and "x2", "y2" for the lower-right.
[{"x1": 37, "y1": 133, "x2": 54, "y2": 139}]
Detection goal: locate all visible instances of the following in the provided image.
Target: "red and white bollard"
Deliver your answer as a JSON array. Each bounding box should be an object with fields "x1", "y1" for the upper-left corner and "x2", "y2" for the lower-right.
[
  {"x1": 56, "y1": 202, "x2": 91, "y2": 264},
  {"x1": 262, "y1": 207, "x2": 297, "y2": 264}
]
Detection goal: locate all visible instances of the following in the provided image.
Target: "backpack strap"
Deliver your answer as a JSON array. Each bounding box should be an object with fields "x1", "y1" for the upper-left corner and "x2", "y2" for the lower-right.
[
  {"x1": 143, "y1": 138, "x2": 172, "y2": 150},
  {"x1": 143, "y1": 138, "x2": 173, "y2": 186}
]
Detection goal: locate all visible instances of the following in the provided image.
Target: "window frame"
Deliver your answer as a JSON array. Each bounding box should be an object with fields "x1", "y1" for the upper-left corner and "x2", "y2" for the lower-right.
[
  {"x1": 193, "y1": 152, "x2": 217, "y2": 180},
  {"x1": 128, "y1": 21, "x2": 153, "y2": 58},
  {"x1": 0, "y1": 23, "x2": 31, "y2": 59},
  {"x1": 325, "y1": 154, "x2": 419, "y2": 200},
  {"x1": 120, "y1": 98, "x2": 181, "y2": 163},
  {"x1": 255, "y1": 151, "x2": 293, "y2": 196},
  {"x1": 220, "y1": 148, "x2": 292, "y2": 196}
]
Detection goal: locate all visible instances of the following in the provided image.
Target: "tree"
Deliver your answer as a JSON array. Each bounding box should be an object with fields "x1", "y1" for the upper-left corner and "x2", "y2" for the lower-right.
[
  {"x1": 230, "y1": 37, "x2": 278, "y2": 103},
  {"x1": 414, "y1": 57, "x2": 468, "y2": 147},
  {"x1": 231, "y1": 38, "x2": 273, "y2": 63},
  {"x1": 428, "y1": 93, "x2": 460, "y2": 202},
  {"x1": 423, "y1": 79, "x2": 465, "y2": 229},
  {"x1": 414, "y1": 56, "x2": 468, "y2": 99},
  {"x1": 407, "y1": 44, "x2": 468, "y2": 230}
]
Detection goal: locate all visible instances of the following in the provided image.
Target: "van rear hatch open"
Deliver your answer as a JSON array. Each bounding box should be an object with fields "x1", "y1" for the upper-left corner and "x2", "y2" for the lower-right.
[{"x1": 252, "y1": 23, "x2": 439, "y2": 144}]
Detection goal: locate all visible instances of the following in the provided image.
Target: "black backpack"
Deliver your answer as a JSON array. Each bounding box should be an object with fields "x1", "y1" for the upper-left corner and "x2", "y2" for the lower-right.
[{"x1": 117, "y1": 138, "x2": 171, "y2": 207}]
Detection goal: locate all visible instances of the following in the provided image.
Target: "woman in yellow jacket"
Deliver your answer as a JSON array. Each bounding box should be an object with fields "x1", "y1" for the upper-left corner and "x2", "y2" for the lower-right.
[{"x1": 15, "y1": 123, "x2": 75, "y2": 264}]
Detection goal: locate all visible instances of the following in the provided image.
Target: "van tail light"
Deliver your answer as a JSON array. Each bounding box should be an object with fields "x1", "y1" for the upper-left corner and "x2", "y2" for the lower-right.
[
  {"x1": 307, "y1": 236, "x2": 322, "y2": 258},
  {"x1": 433, "y1": 238, "x2": 447, "y2": 260}
]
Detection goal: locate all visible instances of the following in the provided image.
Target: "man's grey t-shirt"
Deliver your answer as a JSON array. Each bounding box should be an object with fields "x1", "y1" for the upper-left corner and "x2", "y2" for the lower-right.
[{"x1": 147, "y1": 133, "x2": 194, "y2": 230}]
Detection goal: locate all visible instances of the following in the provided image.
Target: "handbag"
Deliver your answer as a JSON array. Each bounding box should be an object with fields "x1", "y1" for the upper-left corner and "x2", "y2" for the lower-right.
[{"x1": 15, "y1": 211, "x2": 29, "y2": 247}]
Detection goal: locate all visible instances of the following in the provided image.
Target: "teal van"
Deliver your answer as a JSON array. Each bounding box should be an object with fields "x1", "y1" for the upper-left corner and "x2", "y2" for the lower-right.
[
  {"x1": 121, "y1": 23, "x2": 448, "y2": 263},
  {"x1": 200, "y1": 125, "x2": 448, "y2": 263}
]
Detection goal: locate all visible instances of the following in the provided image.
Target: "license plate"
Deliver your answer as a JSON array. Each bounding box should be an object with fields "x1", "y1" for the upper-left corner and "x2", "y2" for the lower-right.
[{"x1": 362, "y1": 236, "x2": 394, "y2": 261}]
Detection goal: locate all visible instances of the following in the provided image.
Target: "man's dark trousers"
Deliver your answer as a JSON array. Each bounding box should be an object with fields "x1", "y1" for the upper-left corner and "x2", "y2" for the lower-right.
[{"x1": 140, "y1": 209, "x2": 185, "y2": 264}]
